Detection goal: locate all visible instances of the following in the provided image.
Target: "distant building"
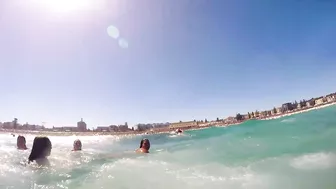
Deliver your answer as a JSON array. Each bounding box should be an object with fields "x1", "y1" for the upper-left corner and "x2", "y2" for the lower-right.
[
  {"x1": 2, "y1": 122, "x2": 13, "y2": 129},
  {"x1": 23, "y1": 123, "x2": 37, "y2": 130},
  {"x1": 262, "y1": 111, "x2": 270, "y2": 117},
  {"x1": 51, "y1": 119, "x2": 86, "y2": 132},
  {"x1": 96, "y1": 126, "x2": 110, "y2": 132},
  {"x1": 276, "y1": 107, "x2": 282, "y2": 114},
  {"x1": 254, "y1": 111, "x2": 260, "y2": 118},
  {"x1": 136, "y1": 122, "x2": 170, "y2": 131},
  {"x1": 77, "y1": 118, "x2": 87, "y2": 132},
  {"x1": 271, "y1": 109, "x2": 276, "y2": 115},
  {"x1": 152, "y1": 122, "x2": 170, "y2": 128},
  {"x1": 223, "y1": 117, "x2": 235, "y2": 124},
  {"x1": 267, "y1": 110, "x2": 272, "y2": 116},
  {"x1": 282, "y1": 103, "x2": 294, "y2": 112},
  {"x1": 118, "y1": 124, "x2": 129, "y2": 132},
  {"x1": 137, "y1": 124, "x2": 154, "y2": 131},
  {"x1": 297, "y1": 103, "x2": 301, "y2": 109},
  {"x1": 314, "y1": 97, "x2": 324, "y2": 106},
  {"x1": 258, "y1": 113, "x2": 263, "y2": 118},
  {"x1": 326, "y1": 94, "x2": 335, "y2": 103},
  {"x1": 169, "y1": 121, "x2": 198, "y2": 129},
  {"x1": 110, "y1": 125, "x2": 119, "y2": 132}
]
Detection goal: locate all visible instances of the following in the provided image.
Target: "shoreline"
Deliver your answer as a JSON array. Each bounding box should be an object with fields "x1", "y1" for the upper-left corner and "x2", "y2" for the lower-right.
[
  {"x1": 259, "y1": 102, "x2": 336, "y2": 121},
  {"x1": 0, "y1": 121, "x2": 242, "y2": 137},
  {"x1": 2, "y1": 102, "x2": 335, "y2": 137}
]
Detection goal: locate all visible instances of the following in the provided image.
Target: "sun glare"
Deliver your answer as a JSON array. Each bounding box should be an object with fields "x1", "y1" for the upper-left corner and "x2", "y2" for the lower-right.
[{"x1": 33, "y1": 0, "x2": 95, "y2": 12}]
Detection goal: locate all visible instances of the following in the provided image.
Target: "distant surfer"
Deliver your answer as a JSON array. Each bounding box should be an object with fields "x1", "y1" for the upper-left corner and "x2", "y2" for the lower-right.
[{"x1": 175, "y1": 129, "x2": 183, "y2": 134}]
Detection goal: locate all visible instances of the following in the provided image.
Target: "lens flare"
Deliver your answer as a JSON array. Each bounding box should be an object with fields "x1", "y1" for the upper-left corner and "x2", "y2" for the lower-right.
[
  {"x1": 107, "y1": 25, "x2": 120, "y2": 39},
  {"x1": 118, "y1": 38, "x2": 129, "y2": 49}
]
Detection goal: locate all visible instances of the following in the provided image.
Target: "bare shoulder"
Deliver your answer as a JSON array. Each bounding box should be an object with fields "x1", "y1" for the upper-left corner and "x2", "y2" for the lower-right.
[
  {"x1": 135, "y1": 148, "x2": 142, "y2": 153},
  {"x1": 136, "y1": 148, "x2": 149, "y2": 153}
]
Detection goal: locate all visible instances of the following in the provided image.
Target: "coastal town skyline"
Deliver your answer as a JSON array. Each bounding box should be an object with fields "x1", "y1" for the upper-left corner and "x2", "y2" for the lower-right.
[
  {"x1": 1, "y1": 1, "x2": 336, "y2": 127},
  {"x1": 1, "y1": 91, "x2": 335, "y2": 132}
]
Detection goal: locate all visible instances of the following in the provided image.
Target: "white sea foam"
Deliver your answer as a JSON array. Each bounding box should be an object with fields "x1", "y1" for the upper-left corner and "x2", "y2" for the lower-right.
[
  {"x1": 0, "y1": 133, "x2": 271, "y2": 189},
  {"x1": 281, "y1": 117, "x2": 296, "y2": 123},
  {"x1": 290, "y1": 152, "x2": 336, "y2": 170}
]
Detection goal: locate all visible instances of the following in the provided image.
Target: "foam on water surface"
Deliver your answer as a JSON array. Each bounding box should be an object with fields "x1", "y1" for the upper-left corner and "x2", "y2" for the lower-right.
[{"x1": 1, "y1": 105, "x2": 336, "y2": 189}]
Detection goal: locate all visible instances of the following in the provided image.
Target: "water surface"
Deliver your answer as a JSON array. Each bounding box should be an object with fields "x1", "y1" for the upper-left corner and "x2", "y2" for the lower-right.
[{"x1": 1, "y1": 106, "x2": 336, "y2": 189}]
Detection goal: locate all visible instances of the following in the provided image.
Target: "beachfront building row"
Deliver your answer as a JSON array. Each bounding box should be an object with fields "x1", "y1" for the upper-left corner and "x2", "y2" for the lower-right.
[
  {"x1": 52, "y1": 118, "x2": 88, "y2": 132},
  {"x1": 2, "y1": 92, "x2": 335, "y2": 133},
  {"x1": 241, "y1": 93, "x2": 336, "y2": 120},
  {"x1": 136, "y1": 122, "x2": 170, "y2": 131},
  {"x1": 163, "y1": 117, "x2": 237, "y2": 130},
  {"x1": 169, "y1": 121, "x2": 198, "y2": 129},
  {"x1": 0, "y1": 121, "x2": 45, "y2": 130},
  {"x1": 95, "y1": 122, "x2": 172, "y2": 132},
  {"x1": 168, "y1": 118, "x2": 224, "y2": 129},
  {"x1": 95, "y1": 122, "x2": 131, "y2": 132}
]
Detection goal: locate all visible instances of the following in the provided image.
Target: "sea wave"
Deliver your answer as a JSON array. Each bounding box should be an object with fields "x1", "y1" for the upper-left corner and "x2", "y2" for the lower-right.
[{"x1": 0, "y1": 106, "x2": 336, "y2": 189}]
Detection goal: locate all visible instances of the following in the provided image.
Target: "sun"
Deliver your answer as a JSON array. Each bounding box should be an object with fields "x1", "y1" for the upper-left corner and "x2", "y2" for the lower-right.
[{"x1": 33, "y1": 0, "x2": 94, "y2": 12}]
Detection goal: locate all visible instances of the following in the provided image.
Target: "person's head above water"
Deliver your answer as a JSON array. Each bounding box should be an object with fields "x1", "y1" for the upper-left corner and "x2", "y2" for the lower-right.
[
  {"x1": 28, "y1": 136, "x2": 52, "y2": 164},
  {"x1": 73, "y1": 139, "x2": 82, "y2": 151},
  {"x1": 17, "y1": 135, "x2": 27, "y2": 150},
  {"x1": 139, "y1": 138, "x2": 150, "y2": 153}
]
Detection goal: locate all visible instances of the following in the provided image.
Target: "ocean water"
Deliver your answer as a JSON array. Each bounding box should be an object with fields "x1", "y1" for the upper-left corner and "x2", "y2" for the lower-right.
[{"x1": 1, "y1": 106, "x2": 336, "y2": 189}]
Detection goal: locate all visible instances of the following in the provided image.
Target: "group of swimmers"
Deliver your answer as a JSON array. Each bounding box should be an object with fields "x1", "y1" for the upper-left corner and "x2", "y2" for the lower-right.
[{"x1": 16, "y1": 135, "x2": 151, "y2": 166}]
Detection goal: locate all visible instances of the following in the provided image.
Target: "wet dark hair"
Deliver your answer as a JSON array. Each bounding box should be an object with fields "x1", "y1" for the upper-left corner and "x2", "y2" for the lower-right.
[
  {"x1": 139, "y1": 138, "x2": 150, "y2": 150},
  {"x1": 28, "y1": 137, "x2": 52, "y2": 162},
  {"x1": 17, "y1": 135, "x2": 26, "y2": 148},
  {"x1": 73, "y1": 139, "x2": 82, "y2": 150}
]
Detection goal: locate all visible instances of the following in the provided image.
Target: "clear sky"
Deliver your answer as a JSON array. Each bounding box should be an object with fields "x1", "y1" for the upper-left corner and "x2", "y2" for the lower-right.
[{"x1": 0, "y1": 0, "x2": 335, "y2": 128}]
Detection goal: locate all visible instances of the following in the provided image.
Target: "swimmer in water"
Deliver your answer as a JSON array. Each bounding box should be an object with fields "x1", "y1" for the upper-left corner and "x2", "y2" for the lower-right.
[
  {"x1": 28, "y1": 136, "x2": 52, "y2": 166},
  {"x1": 72, "y1": 139, "x2": 82, "y2": 151},
  {"x1": 175, "y1": 129, "x2": 183, "y2": 134},
  {"x1": 136, "y1": 138, "x2": 150, "y2": 153},
  {"x1": 17, "y1": 135, "x2": 28, "y2": 150}
]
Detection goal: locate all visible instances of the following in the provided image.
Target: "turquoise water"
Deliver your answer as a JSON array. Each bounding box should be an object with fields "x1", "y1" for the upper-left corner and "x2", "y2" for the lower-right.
[{"x1": 1, "y1": 106, "x2": 336, "y2": 189}]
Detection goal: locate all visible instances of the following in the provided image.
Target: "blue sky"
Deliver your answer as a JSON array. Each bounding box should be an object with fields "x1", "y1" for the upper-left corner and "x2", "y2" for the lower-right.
[{"x1": 0, "y1": 0, "x2": 335, "y2": 128}]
